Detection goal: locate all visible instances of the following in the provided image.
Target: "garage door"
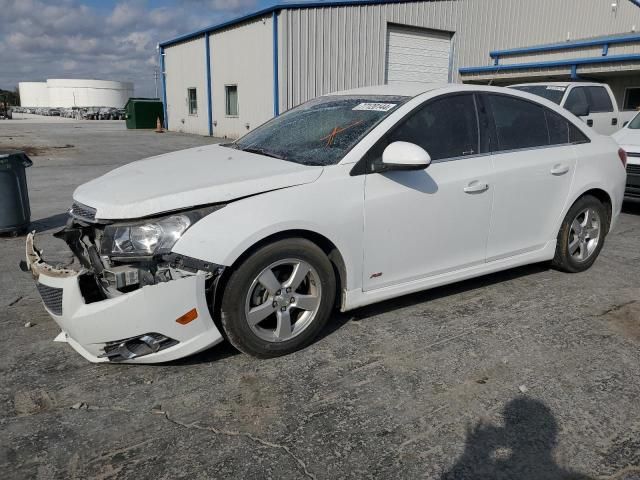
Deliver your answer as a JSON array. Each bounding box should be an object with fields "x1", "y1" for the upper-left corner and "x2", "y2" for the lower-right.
[{"x1": 385, "y1": 25, "x2": 452, "y2": 85}]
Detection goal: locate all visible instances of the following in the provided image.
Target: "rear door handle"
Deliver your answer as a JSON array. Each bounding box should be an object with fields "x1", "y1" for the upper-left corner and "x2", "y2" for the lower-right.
[
  {"x1": 612, "y1": 118, "x2": 618, "y2": 126},
  {"x1": 587, "y1": 119, "x2": 594, "y2": 127},
  {"x1": 464, "y1": 181, "x2": 489, "y2": 193},
  {"x1": 550, "y1": 164, "x2": 570, "y2": 175}
]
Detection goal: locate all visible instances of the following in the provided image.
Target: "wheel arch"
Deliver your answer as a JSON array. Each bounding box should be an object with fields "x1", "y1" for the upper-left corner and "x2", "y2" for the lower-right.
[
  {"x1": 570, "y1": 187, "x2": 613, "y2": 232},
  {"x1": 219, "y1": 229, "x2": 348, "y2": 310}
]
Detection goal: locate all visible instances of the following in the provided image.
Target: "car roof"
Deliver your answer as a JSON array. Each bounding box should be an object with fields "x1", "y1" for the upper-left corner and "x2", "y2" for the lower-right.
[
  {"x1": 511, "y1": 81, "x2": 605, "y2": 88},
  {"x1": 328, "y1": 83, "x2": 449, "y2": 98}
]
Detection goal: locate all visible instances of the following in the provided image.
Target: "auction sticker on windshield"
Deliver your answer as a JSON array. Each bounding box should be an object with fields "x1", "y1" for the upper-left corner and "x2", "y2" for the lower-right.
[{"x1": 352, "y1": 103, "x2": 397, "y2": 112}]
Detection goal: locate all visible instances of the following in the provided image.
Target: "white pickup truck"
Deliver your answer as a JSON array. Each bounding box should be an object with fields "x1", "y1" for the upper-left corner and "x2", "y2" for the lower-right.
[{"x1": 510, "y1": 82, "x2": 636, "y2": 135}]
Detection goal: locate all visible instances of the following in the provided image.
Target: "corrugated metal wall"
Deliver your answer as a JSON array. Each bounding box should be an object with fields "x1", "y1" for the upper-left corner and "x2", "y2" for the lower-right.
[
  {"x1": 164, "y1": 36, "x2": 209, "y2": 135},
  {"x1": 210, "y1": 16, "x2": 274, "y2": 139},
  {"x1": 164, "y1": 0, "x2": 640, "y2": 135},
  {"x1": 279, "y1": 0, "x2": 640, "y2": 111}
]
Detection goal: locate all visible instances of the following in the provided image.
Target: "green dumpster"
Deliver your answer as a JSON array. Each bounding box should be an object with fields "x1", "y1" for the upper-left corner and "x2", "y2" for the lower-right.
[{"x1": 125, "y1": 98, "x2": 164, "y2": 129}]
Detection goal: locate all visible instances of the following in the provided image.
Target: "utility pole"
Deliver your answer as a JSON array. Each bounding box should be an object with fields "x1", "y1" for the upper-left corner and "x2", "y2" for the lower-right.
[{"x1": 154, "y1": 69, "x2": 159, "y2": 99}]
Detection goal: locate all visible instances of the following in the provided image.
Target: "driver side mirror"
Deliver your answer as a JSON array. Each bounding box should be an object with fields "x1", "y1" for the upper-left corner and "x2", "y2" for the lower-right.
[
  {"x1": 382, "y1": 141, "x2": 431, "y2": 171},
  {"x1": 567, "y1": 101, "x2": 590, "y2": 118}
]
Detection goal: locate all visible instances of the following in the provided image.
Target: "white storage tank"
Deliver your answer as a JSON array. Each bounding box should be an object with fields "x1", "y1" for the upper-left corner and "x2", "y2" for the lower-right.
[
  {"x1": 46, "y1": 79, "x2": 134, "y2": 108},
  {"x1": 19, "y1": 82, "x2": 49, "y2": 107}
]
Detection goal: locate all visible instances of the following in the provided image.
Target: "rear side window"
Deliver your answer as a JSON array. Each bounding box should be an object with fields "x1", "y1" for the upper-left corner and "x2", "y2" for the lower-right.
[
  {"x1": 385, "y1": 94, "x2": 479, "y2": 160},
  {"x1": 486, "y1": 94, "x2": 548, "y2": 150},
  {"x1": 545, "y1": 110, "x2": 570, "y2": 145},
  {"x1": 585, "y1": 86, "x2": 614, "y2": 113},
  {"x1": 485, "y1": 93, "x2": 589, "y2": 151}
]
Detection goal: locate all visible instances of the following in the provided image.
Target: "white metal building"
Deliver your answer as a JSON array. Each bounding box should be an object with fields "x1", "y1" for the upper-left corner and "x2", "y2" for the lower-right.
[
  {"x1": 159, "y1": 0, "x2": 640, "y2": 138},
  {"x1": 18, "y1": 82, "x2": 49, "y2": 108},
  {"x1": 19, "y1": 79, "x2": 134, "y2": 108}
]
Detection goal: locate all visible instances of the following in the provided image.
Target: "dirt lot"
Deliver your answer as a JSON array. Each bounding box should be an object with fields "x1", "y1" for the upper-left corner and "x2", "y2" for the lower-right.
[{"x1": 1, "y1": 118, "x2": 639, "y2": 480}]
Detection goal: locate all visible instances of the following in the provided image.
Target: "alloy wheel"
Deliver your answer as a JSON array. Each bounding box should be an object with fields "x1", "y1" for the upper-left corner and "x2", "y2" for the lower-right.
[
  {"x1": 244, "y1": 259, "x2": 322, "y2": 342},
  {"x1": 568, "y1": 207, "x2": 601, "y2": 262}
]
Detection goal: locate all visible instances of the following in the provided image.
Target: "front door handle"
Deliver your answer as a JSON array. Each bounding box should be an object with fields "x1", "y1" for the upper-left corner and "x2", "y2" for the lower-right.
[
  {"x1": 587, "y1": 119, "x2": 594, "y2": 127},
  {"x1": 464, "y1": 181, "x2": 489, "y2": 193},
  {"x1": 550, "y1": 164, "x2": 570, "y2": 175}
]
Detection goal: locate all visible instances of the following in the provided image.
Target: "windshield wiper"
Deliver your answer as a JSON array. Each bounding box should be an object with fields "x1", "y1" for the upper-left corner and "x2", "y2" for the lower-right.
[{"x1": 240, "y1": 147, "x2": 286, "y2": 160}]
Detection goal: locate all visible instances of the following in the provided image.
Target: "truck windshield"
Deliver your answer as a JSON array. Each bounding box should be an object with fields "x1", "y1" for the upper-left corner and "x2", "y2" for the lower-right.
[
  {"x1": 231, "y1": 95, "x2": 408, "y2": 166},
  {"x1": 510, "y1": 85, "x2": 566, "y2": 104}
]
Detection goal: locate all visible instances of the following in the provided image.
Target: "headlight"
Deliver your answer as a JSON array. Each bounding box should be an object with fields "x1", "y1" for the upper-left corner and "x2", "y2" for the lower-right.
[
  {"x1": 100, "y1": 206, "x2": 223, "y2": 258},
  {"x1": 109, "y1": 215, "x2": 191, "y2": 256}
]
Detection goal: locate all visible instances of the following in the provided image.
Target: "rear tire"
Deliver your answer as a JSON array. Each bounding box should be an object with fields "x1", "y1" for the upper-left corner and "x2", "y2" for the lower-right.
[
  {"x1": 552, "y1": 195, "x2": 607, "y2": 273},
  {"x1": 220, "y1": 238, "x2": 336, "y2": 358}
]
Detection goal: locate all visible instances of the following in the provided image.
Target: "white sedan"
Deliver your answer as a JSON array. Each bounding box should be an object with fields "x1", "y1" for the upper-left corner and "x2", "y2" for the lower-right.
[{"x1": 25, "y1": 84, "x2": 627, "y2": 363}]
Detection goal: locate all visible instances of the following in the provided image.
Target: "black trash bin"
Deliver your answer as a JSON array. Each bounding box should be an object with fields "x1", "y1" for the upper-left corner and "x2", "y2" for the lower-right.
[{"x1": 0, "y1": 150, "x2": 33, "y2": 235}]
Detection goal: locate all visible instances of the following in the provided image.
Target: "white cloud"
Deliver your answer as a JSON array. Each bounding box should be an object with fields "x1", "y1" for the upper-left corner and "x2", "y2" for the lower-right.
[{"x1": 0, "y1": 0, "x2": 257, "y2": 96}]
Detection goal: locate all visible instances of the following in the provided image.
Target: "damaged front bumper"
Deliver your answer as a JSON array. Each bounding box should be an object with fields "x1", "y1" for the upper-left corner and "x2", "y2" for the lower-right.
[{"x1": 25, "y1": 232, "x2": 226, "y2": 364}]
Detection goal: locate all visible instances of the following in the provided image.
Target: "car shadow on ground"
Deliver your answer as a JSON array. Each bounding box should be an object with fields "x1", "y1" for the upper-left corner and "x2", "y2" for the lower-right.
[
  {"x1": 167, "y1": 340, "x2": 241, "y2": 366},
  {"x1": 178, "y1": 263, "x2": 551, "y2": 365},
  {"x1": 335, "y1": 262, "x2": 550, "y2": 327},
  {"x1": 622, "y1": 200, "x2": 640, "y2": 215},
  {"x1": 441, "y1": 397, "x2": 593, "y2": 480}
]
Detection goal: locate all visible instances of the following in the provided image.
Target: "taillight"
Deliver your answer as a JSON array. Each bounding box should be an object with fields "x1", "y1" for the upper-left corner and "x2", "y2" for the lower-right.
[{"x1": 618, "y1": 148, "x2": 627, "y2": 168}]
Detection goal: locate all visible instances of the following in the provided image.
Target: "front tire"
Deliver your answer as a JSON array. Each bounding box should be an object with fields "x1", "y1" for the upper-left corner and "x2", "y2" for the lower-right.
[
  {"x1": 552, "y1": 195, "x2": 607, "y2": 273},
  {"x1": 220, "y1": 238, "x2": 336, "y2": 358}
]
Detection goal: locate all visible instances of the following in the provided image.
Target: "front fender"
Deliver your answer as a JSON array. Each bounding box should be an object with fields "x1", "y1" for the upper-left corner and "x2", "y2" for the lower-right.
[{"x1": 172, "y1": 165, "x2": 365, "y2": 291}]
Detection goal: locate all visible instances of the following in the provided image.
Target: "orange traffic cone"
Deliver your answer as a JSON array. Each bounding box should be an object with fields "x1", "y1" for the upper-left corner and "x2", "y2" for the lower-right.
[{"x1": 155, "y1": 117, "x2": 164, "y2": 133}]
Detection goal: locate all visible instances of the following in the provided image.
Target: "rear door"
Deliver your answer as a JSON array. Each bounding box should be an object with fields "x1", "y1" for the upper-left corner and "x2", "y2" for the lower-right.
[
  {"x1": 564, "y1": 85, "x2": 618, "y2": 135},
  {"x1": 482, "y1": 93, "x2": 579, "y2": 261}
]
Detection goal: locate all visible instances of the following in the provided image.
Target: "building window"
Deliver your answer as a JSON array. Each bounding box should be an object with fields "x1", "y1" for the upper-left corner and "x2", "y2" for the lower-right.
[
  {"x1": 624, "y1": 88, "x2": 640, "y2": 111},
  {"x1": 225, "y1": 85, "x2": 238, "y2": 116},
  {"x1": 188, "y1": 88, "x2": 197, "y2": 115}
]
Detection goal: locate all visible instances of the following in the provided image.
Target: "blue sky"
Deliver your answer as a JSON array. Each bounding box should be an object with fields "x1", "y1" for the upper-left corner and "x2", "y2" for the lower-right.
[{"x1": 0, "y1": 0, "x2": 297, "y2": 96}]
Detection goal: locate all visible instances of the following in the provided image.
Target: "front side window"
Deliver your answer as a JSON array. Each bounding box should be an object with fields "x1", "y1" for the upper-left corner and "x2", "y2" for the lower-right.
[
  {"x1": 486, "y1": 94, "x2": 548, "y2": 150},
  {"x1": 384, "y1": 94, "x2": 480, "y2": 161},
  {"x1": 226, "y1": 85, "x2": 238, "y2": 116},
  {"x1": 585, "y1": 86, "x2": 613, "y2": 113},
  {"x1": 232, "y1": 95, "x2": 408, "y2": 166},
  {"x1": 564, "y1": 87, "x2": 589, "y2": 113},
  {"x1": 187, "y1": 88, "x2": 197, "y2": 115}
]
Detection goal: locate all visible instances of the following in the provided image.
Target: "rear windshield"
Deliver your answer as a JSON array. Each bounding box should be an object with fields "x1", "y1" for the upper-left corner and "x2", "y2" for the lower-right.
[
  {"x1": 510, "y1": 85, "x2": 566, "y2": 105},
  {"x1": 231, "y1": 95, "x2": 409, "y2": 166}
]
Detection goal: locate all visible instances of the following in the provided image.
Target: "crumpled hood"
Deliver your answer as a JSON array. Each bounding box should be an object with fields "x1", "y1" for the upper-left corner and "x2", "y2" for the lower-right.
[{"x1": 73, "y1": 144, "x2": 324, "y2": 220}]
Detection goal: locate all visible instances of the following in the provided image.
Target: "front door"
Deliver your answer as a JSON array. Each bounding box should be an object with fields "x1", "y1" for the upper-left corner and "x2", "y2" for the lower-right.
[
  {"x1": 565, "y1": 85, "x2": 618, "y2": 135},
  {"x1": 362, "y1": 93, "x2": 493, "y2": 291}
]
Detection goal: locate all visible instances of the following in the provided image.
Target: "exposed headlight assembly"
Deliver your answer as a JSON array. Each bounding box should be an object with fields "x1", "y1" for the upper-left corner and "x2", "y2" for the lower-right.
[{"x1": 101, "y1": 206, "x2": 223, "y2": 258}]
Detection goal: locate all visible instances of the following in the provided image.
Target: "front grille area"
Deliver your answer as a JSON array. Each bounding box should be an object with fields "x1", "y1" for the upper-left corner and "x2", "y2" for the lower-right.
[
  {"x1": 627, "y1": 152, "x2": 640, "y2": 158},
  {"x1": 36, "y1": 283, "x2": 63, "y2": 316},
  {"x1": 70, "y1": 202, "x2": 97, "y2": 223},
  {"x1": 627, "y1": 164, "x2": 640, "y2": 176}
]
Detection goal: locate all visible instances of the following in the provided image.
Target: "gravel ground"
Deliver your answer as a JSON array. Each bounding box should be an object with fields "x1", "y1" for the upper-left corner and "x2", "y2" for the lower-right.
[{"x1": 1, "y1": 119, "x2": 639, "y2": 480}]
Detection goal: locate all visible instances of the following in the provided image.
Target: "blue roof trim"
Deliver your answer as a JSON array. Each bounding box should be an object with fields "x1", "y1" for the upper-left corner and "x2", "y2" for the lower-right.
[
  {"x1": 159, "y1": 0, "x2": 417, "y2": 48},
  {"x1": 459, "y1": 53, "x2": 640, "y2": 75},
  {"x1": 489, "y1": 33, "x2": 640, "y2": 59}
]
